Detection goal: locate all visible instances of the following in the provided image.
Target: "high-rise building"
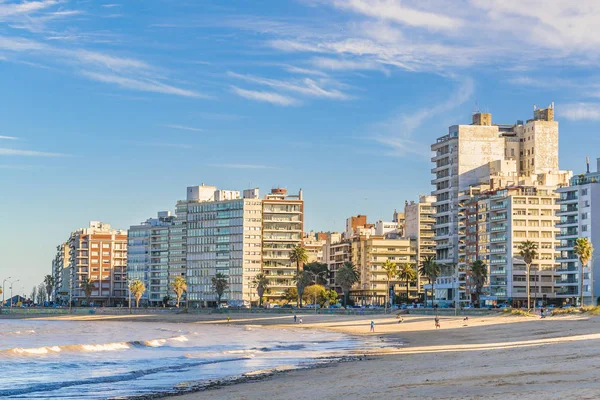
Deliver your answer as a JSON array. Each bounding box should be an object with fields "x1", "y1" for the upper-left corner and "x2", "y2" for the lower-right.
[
  {"x1": 262, "y1": 188, "x2": 304, "y2": 301},
  {"x1": 303, "y1": 231, "x2": 328, "y2": 263},
  {"x1": 127, "y1": 211, "x2": 177, "y2": 306},
  {"x1": 68, "y1": 221, "x2": 128, "y2": 306},
  {"x1": 186, "y1": 186, "x2": 263, "y2": 307},
  {"x1": 431, "y1": 105, "x2": 559, "y2": 265},
  {"x1": 404, "y1": 195, "x2": 436, "y2": 297},
  {"x1": 52, "y1": 242, "x2": 70, "y2": 304},
  {"x1": 556, "y1": 158, "x2": 600, "y2": 305}
]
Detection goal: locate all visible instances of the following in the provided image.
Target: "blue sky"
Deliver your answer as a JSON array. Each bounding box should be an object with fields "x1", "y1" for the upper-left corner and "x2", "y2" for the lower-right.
[{"x1": 2, "y1": 0, "x2": 600, "y2": 292}]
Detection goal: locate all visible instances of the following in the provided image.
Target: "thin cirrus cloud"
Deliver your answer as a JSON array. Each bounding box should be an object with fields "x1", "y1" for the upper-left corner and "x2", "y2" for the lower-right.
[
  {"x1": 228, "y1": 71, "x2": 349, "y2": 100},
  {"x1": 0, "y1": 135, "x2": 18, "y2": 140},
  {"x1": 0, "y1": 0, "x2": 59, "y2": 18},
  {"x1": 209, "y1": 163, "x2": 275, "y2": 169},
  {"x1": 161, "y1": 124, "x2": 203, "y2": 132},
  {"x1": 0, "y1": 148, "x2": 70, "y2": 157},
  {"x1": 558, "y1": 103, "x2": 600, "y2": 121},
  {"x1": 230, "y1": 86, "x2": 300, "y2": 106}
]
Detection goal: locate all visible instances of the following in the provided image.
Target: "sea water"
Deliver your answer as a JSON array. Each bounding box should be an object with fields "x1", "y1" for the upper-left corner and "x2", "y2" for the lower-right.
[{"x1": 0, "y1": 319, "x2": 390, "y2": 399}]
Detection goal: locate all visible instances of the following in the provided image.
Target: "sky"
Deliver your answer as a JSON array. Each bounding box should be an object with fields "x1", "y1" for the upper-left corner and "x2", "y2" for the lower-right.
[{"x1": 2, "y1": 0, "x2": 600, "y2": 293}]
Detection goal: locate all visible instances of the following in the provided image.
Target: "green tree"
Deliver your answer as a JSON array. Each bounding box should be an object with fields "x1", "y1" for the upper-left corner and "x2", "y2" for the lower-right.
[
  {"x1": 162, "y1": 295, "x2": 170, "y2": 307},
  {"x1": 303, "y1": 284, "x2": 326, "y2": 305},
  {"x1": 398, "y1": 263, "x2": 417, "y2": 301},
  {"x1": 290, "y1": 245, "x2": 309, "y2": 306},
  {"x1": 170, "y1": 276, "x2": 188, "y2": 308},
  {"x1": 323, "y1": 289, "x2": 339, "y2": 306},
  {"x1": 282, "y1": 287, "x2": 298, "y2": 305},
  {"x1": 470, "y1": 260, "x2": 488, "y2": 307},
  {"x1": 518, "y1": 240, "x2": 538, "y2": 310},
  {"x1": 382, "y1": 260, "x2": 399, "y2": 309},
  {"x1": 44, "y1": 275, "x2": 54, "y2": 302},
  {"x1": 253, "y1": 273, "x2": 269, "y2": 307},
  {"x1": 294, "y1": 271, "x2": 312, "y2": 307},
  {"x1": 211, "y1": 273, "x2": 229, "y2": 306},
  {"x1": 80, "y1": 278, "x2": 95, "y2": 306},
  {"x1": 129, "y1": 280, "x2": 146, "y2": 308},
  {"x1": 419, "y1": 255, "x2": 440, "y2": 307},
  {"x1": 303, "y1": 262, "x2": 329, "y2": 285},
  {"x1": 574, "y1": 237, "x2": 594, "y2": 306},
  {"x1": 336, "y1": 262, "x2": 360, "y2": 308}
]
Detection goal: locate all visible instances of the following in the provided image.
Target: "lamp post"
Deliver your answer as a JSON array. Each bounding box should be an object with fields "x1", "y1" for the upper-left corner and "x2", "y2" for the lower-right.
[
  {"x1": 127, "y1": 279, "x2": 132, "y2": 314},
  {"x1": 2, "y1": 277, "x2": 11, "y2": 312},
  {"x1": 9, "y1": 279, "x2": 19, "y2": 310},
  {"x1": 305, "y1": 271, "x2": 329, "y2": 314}
]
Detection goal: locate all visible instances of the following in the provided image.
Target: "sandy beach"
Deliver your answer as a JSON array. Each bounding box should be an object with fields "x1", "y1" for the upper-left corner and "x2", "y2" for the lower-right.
[{"x1": 19, "y1": 310, "x2": 600, "y2": 400}]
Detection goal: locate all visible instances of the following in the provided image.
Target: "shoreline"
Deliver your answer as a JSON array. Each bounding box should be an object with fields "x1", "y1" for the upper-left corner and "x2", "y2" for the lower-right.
[{"x1": 6, "y1": 312, "x2": 600, "y2": 399}]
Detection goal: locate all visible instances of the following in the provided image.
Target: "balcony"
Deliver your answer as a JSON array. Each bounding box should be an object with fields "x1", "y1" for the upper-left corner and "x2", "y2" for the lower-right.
[
  {"x1": 490, "y1": 247, "x2": 506, "y2": 254},
  {"x1": 490, "y1": 258, "x2": 507, "y2": 264},
  {"x1": 490, "y1": 214, "x2": 507, "y2": 221},
  {"x1": 490, "y1": 225, "x2": 507, "y2": 232},
  {"x1": 491, "y1": 268, "x2": 506, "y2": 275},
  {"x1": 490, "y1": 236, "x2": 507, "y2": 243},
  {"x1": 491, "y1": 203, "x2": 507, "y2": 210}
]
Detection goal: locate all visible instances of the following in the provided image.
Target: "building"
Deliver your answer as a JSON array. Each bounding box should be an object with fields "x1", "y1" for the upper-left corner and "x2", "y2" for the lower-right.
[
  {"x1": 431, "y1": 105, "x2": 559, "y2": 266},
  {"x1": 68, "y1": 221, "x2": 128, "y2": 306},
  {"x1": 556, "y1": 158, "x2": 600, "y2": 305},
  {"x1": 456, "y1": 178, "x2": 567, "y2": 307},
  {"x1": 127, "y1": 211, "x2": 177, "y2": 306},
  {"x1": 404, "y1": 195, "x2": 436, "y2": 297},
  {"x1": 375, "y1": 220, "x2": 400, "y2": 236},
  {"x1": 262, "y1": 188, "x2": 304, "y2": 302},
  {"x1": 303, "y1": 231, "x2": 328, "y2": 263},
  {"x1": 186, "y1": 186, "x2": 263, "y2": 307},
  {"x1": 52, "y1": 242, "x2": 70, "y2": 305}
]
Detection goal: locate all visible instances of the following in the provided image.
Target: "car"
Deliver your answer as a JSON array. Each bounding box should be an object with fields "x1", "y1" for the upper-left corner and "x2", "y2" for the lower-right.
[
  {"x1": 546, "y1": 304, "x2": 556, "y2": 309},
  {"x1": 280, "y1": 304, "x2": 294, "y2": 309},
  {"x1": 562, "y1": 304, "x2": 573, "y2": 309},
  {"x1": 463, "y1": 304, "x2": 473, "y2": 309},
  {"x1": 272, "y1": 305, "x2": 281, "y2": 309},
  {"x1": 497, "y1": 304, "x2": 511, "y2": 309}
]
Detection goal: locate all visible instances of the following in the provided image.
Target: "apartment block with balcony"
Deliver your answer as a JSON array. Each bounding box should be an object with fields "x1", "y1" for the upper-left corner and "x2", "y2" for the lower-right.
[
  {"x1": 262, "y1": 188, "x2": 304, "y2": 301},
  {"x1": 186, "y1": 186, "x2": 263, "y2": 307},
  {"x1": 556, "y1": 158, "x2": 600, "y2": 305},
  {"x1": 431, "y1": 105, "x2": 559, "y2": 267},
  {"x1": 127, "y1": 211, "x2": 176, "y2": 306},
  {"x1": 303, "y1": 231, "x2": 328, "y2": 263},
  {"x1": 404, "y1": 195, "x2": 436, "y2": 298},
  {"x1": 68, "y1": 221, "x2": 128, "y2": 307},
  {"x1": 52, "y1": 242, "x2": 70, "y2": 304}
]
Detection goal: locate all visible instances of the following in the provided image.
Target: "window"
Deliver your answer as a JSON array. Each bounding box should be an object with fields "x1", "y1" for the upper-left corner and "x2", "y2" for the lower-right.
[
  {"x1": 103, "y1": 244, "x2": 110, "y2": 249},
  {"x1": 582, "y1": 189, "x2": 588, "y2": 196},
  {"x1": 91, "y1": 243, "x2": 99, "y2": 248},
  {"x1": 582, "y1": 225, "x2": 588, "y2": 232},
  {"x1": 582, "y1": 213, "x2": 588, "y2": 220},
  {"x1": 584, "y1": 200, "x2": 590, "y2": 207}
]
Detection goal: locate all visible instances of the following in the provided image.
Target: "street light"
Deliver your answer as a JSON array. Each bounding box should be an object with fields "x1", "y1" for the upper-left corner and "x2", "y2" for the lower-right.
[
  {"x1": 2, "y1": 277, "x2": 11, "y2": 312},
  {"x1": 305, "y1": 271, "x2": 329, "y2": 314},
  {"x1": 9, "y1": 279, "x2": 19, "y2": 310}
]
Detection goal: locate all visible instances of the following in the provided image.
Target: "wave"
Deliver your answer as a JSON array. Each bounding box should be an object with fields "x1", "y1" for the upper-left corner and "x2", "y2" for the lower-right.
[
  {"x1": 0, "y1": 357, "x2": 249, "y2": 397},
  {"x1": 2, "y1": 329, "x2": 36, "y2": 335},
  {"x1": 4, "y1": 335, "x2": 189, "y2": 356}
]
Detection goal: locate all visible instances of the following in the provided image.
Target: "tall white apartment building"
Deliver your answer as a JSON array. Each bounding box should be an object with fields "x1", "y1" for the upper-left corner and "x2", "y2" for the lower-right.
[
  {"x1": 404, "y1": 195, "x2": 436, "y2": 297},
  {"x1": 52, "y1": 242, "x2": 70, "y2": 304},
  {"x1": 556, "y1": 158, "x2": 600, "y2": 305},
  {"x1": 127, "y1": 211, "x2": 176, "y2": 306},
  {"x1": 186, "y1": 186, "x2": 263, "y2": 307},
  {"x1": 431, "y1": 105, "x2": 559, "y2": 265}
]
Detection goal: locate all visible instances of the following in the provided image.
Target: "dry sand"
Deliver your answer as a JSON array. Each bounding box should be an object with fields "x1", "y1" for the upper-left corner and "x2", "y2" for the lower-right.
[{"x1": 23, "y1": 311, "x2": 600, "y2": 399}]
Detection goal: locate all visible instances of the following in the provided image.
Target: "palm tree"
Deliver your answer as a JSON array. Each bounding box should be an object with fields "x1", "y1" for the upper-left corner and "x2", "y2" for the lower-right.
[
  {"x1": 336, "y1": 261, "x2": 360, "y2": 308},
  {"x1": 574, "y1": 237, "x2": 594, "y2": 306},
  {"x1": 290, "y1": 245, "x2": 309, "y2": 306},
  {"x1": 211, "y1": 273, "x2": 229, "y2": 307},
  {"x1": 80, "y1": 278, "x2": 95, "y2": 306},
  {"x1": 398, "y1": 263, "x2": 417, "y2": 302},
  {"x1": 129, "y1": 280, "x2": 146, "y2": 308},
  {"x1": 170, "y1": 276, "x2": 187, "y2": 308},
  {"x1": 253, "y1": 273, "x2": 269, "y2": 307},
  {"x1": 43, "y1": 275, "x2": 54, "y2": 303},
  {"x1": 382, "y1": 260, "x2": 399, "y2": 310},
  {"x1": 470, "y1": 260, "x2": 488, "y2": 308},
  {"x1": 294, "y1": 271, "x2": 312, "y2": 307},
  {"x1": 419, "y1": 255, "x2": 439, "y2": 307},
  {"x1": 518, "y1": 240, "x2": 538, "y2": 310}
]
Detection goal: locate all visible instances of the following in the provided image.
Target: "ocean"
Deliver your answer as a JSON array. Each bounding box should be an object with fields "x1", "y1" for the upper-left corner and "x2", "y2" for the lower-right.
[{"x1": 0, "y1": 318, "x2": 390, "y2": 399}]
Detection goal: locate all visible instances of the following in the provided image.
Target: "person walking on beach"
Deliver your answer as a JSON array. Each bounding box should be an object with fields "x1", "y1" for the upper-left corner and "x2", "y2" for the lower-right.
[
  {"x1": 227, "y1": 315, "x2": 230, "y2": 323},
  {"x1": 434, "y1": 316, "x2": 440, "y2": 329},
  {"x1": 370, "y1": 320, "x2": 375, "y2": 332},
  {"x1": 299, "y1": 317, "x2": 303, "y2": 324},
  {"x1": 294, "y1": 314, "x2": 297, "y2": 323}
]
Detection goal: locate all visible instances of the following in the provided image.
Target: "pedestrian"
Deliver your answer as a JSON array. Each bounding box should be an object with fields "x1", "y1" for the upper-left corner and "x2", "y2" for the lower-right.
[
  {"x1": 370, "y1": 320, "x2": 375, "y2": 332},
  {"x1": 434, "y1": 316, "x2": 440, "y2": 329},
  {"x1": 299, "y1": 317, "x2": 303, "y2": 324},
  {"x1": 294, "y1": 314, "x2": 297, "y2": 323},
  {"x1": 227, "y1": 315, "x2": 230, "y2": 323},
  {"x1": 540, "y1": 308, "x2": 545, "y2": 319}
]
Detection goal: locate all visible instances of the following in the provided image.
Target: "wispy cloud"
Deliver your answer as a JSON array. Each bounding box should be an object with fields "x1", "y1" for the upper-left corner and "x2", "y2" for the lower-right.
[
  {"x1": 160, "y1": 124, "x2": 203, "y2": 132},
  {"x1": 372, "y1": 77, "x2": 475, "y2": 156},
  {"x1": 310, "y1": 57, "x2": 388, "y2": 74},
  {"x1": 209, "y1": 163, "x2": 275, "y2": 169},
  {"x1": 81, "y1": 71, "x2": 204, "y2": 98},
  {"x1": 0, "y1": 135, "x2": 18, "y2": 140},
  {"x1": 0, "y1": 0, "x2": 59, "y2": 18},
  {"x1": 283, "y1": 65, "x2": 328, "y2": 76},
  {"x1": 558, "y1": 103, "x2": 600, "y2": 121},
  {"x1": 131, "y1": 141, "x2": 192, "y2": 149},
  {"x1": 231, "y1": 86, "x2": 300, "y2": 106},
  {"x1": 101, "y1": 4, "x2": 121, "y2": 8},
  {"x1": 0, "y1": 148, "x2": 70, "y2": 157},
  {"x1": 228, "y1": 71, "x2": 349, "y2": 100}
]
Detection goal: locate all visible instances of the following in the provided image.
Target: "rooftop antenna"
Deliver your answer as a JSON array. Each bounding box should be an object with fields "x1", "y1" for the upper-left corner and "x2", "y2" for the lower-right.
[
  {"x1": 587, "y1": 156, "x2": 590, "y2": 174},
  {"x1": 473, "y1": 101, "x2": 479, "y2": 114}
]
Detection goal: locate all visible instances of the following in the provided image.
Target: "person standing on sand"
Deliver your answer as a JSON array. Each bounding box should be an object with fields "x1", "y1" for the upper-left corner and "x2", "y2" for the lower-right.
[
  {"x1": 299, "y1": 317, "x2": 303, "y2": 324},
  {"x1": 435, "y1": 316, "x2": 440, "y2": 329},
  {"x1": 370, "y1": 321, "x2": 375, "y2": 332},
  {"x1": 294, "y1": 314, "x2": 297, "y2": 323},
  {"x1": 227, "y1": 315, "x2": 230, "y2": 323}
]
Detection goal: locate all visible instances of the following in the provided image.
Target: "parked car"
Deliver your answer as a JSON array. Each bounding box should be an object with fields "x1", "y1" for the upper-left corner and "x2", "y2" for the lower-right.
[
  {"x1": 497, "y1": 304, "x2": 511, "y2": 309},
  {"x1": 546, "y1": 304, "x2": 556, "y2": 309},
  {"x1": 463, "y1": 304, "x2": 473, "y2": 309},
  {"x1": 562, "y1": 304, "x2": 573, "y2": 309}
]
